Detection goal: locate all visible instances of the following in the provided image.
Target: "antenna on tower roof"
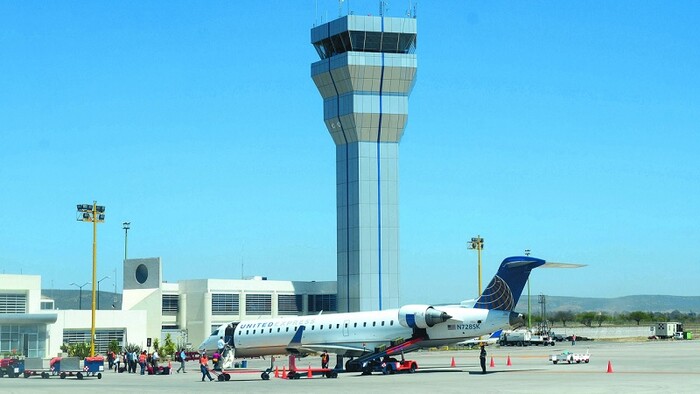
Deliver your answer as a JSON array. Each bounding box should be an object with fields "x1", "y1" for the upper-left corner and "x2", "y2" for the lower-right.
[
  {"x1": 406, "y1": 0, "x2": 417, "y2": 18},
  {"x1": 379, "y1": 0, "x2": 388, "y2": 17}
]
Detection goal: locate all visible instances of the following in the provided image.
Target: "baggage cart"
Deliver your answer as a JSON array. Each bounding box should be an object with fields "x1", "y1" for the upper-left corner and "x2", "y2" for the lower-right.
[
  {"x1": 22, "y1": 357, "x2": 52, "y2": 379},
  {"x1": 0, "y1": 358, "x2": 24, "y2": 378},
  {"x1": 57, "y1": 356, "x2": 103, "y2": 379}
]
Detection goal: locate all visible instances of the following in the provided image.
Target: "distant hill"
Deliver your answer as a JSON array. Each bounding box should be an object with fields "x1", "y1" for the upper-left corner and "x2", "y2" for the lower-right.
[
  {"x1": 42, "y1": 289, "x2": 122, "y2": 310},
  {"x1": 515, "y1": 295, "x2": 700, "y2": 314},
  {"x1": 44, "y1": 290, "x2": 700, "y2": 314}
]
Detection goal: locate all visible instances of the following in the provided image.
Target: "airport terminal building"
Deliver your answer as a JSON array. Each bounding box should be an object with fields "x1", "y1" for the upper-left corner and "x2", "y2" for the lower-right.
[
  {"x1": 0, "y1": 275, "x2": 56, "y2": 357},
  {"x1": 0, "y1": 257, "x2": 335, "y2": 358}
]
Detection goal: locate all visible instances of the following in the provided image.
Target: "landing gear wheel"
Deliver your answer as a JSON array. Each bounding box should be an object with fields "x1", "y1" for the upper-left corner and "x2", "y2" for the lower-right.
[
  {"x1": 261, "y1": 372, "x2": 270, "y2": 380},
  {"x1": 345, "y1": 360, "x2": 361, "y2": 372}
]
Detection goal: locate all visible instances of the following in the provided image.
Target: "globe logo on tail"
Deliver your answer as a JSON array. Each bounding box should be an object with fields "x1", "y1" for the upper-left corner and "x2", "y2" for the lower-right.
[{"x1": 473, "y1": 276, "x2": 515, "y2": 311}]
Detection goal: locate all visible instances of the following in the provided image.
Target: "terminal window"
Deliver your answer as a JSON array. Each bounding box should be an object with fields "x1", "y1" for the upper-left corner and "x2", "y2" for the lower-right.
[
  {"x1": 307, "y1": 294, "x2": 337, "y2": 313},
  {"x1": 62, "y1": 329, "x2": 124, "y2": 355},
  {"x1": 0, "y1": 324, "x2": 46, "y2": 358},
  {"x1": 212, "y1": 293, "x2": 240, "y2": 315},
  {"x1": 246, "y1": 294, "x2": 272, "y2": 315},
  {"x1": 0, "y1": 294, "x2": 27, "y2": 314},
  {"x1": 162, "y1": 294, "x2": 179, "y2": 315},
  {"x1": 278, "y1": 294, "x2": 302, "y2": 315}
]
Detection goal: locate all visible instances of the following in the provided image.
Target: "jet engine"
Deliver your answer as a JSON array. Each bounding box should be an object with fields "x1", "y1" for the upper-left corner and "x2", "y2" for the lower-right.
[{"x1": 398, "y1": 305, "x2": 452, "y2": 329}]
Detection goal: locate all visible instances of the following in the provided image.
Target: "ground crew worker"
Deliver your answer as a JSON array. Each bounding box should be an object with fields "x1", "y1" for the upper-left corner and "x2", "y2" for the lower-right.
[
  {"x1": 321, "y1": 350, "x2": 329, "y2": 369},
  {"x1": 479, "y1": 344, "x2": 487, "y2": 374},
  {"x1": 200, "y1": 353, "x2": 214, "y2": 381}
]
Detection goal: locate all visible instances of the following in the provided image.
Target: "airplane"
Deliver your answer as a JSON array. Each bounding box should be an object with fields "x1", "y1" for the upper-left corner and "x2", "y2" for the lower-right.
[{"x1": 199, "y1": 255, "x2": 548, "y2": 376}]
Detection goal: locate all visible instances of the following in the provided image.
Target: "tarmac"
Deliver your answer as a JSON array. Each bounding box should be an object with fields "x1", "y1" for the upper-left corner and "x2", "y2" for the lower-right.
[{"x1": 2, "y1": 339, "x2": 699, "y2": 393}]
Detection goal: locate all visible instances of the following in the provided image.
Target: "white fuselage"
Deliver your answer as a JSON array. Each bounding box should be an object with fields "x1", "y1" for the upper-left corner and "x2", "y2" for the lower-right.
[{"x1": 200, "y1": 306, "x2": 513, "y2": 358}]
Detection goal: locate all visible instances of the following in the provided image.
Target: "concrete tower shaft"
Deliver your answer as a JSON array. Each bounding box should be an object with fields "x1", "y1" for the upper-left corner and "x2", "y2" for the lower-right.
[{"x1": 311, "y1": 15, "x2": 417, "y2": 313}]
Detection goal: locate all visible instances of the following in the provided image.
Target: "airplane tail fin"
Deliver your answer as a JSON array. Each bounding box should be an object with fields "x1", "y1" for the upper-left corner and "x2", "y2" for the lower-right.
[{"x1": 473, "y1": 256, "x2": 545, "y2": 311}]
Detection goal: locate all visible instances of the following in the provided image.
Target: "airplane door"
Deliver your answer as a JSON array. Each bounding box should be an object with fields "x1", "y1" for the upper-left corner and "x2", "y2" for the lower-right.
[
  {"x1": 225, "y1": 323, "x2": 238, "y2": 346},
  {"x1": 343, "y1": 320, "x2": 350, "y2": 336}
]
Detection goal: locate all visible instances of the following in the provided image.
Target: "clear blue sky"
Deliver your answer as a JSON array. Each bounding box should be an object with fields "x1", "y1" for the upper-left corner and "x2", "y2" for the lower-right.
[{"x1": 1, "y1": 1, "x2": 698, "y2": 304}]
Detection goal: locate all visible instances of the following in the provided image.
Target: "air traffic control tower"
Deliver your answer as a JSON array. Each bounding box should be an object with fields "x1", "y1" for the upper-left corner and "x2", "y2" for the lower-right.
[{"x1": 311, "y1": 15, "x2": 417, "y2": 312}]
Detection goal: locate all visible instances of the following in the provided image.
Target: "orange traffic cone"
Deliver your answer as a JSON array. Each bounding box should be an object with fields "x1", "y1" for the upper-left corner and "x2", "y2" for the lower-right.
[
  {"x1": 282, "y1": 366, "x2": 287, "y2": 379},
  {"x1": 506, "y1": 355, "x2": 512, "y2": 366},
  {"x1": 450, "y1": 357, "x2": 456, "y2": 367},
  {"x1": 274, "y1": 366, "x2": 279, "y2": 378},
  {"x1": 489, "y1": 356, "x2": 495, "y2": 368},
  {"x1": 307, "y1": 365, "x2": 312, "y2": 378},
  {"x1": 606, "y1": 360, "x2": 614, "y2": 373}
]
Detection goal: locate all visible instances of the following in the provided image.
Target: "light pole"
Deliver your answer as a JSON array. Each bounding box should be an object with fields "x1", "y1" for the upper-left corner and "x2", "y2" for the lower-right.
[
  {"x1": 122, "y1": 222, "x2": 130, "y2": 261},
  {"x1": 468, "y1": 236, "x2": 485, "y2": 295},
  {"x1": 70, "y1": 282, "x2": 90, "y2": 310},
  {"x1": 77, "y1": 201, "x2": 105, "y2": 357},
  {"x1": 97, "y1": 276, "x2": 110, "y2": 310},
  {"x1": 525, "y1": 249, "x2": 531, "y2": 327}
]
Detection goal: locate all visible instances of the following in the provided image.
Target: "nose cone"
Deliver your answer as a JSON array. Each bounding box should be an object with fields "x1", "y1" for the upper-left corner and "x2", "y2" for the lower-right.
[{"x1": 509, "y1": 311, "x2": 525, "y2": 328}]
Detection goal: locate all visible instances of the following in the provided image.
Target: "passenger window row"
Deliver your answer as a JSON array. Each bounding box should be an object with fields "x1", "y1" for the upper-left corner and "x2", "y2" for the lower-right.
[{"x1": 241, "y1": 320, "x2": 395, "y2": 336}]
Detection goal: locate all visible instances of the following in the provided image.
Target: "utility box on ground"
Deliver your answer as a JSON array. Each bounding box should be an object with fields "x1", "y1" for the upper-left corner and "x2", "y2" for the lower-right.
[{"x1": 651, "y1": 322, "x2": 683, "y2": 338}]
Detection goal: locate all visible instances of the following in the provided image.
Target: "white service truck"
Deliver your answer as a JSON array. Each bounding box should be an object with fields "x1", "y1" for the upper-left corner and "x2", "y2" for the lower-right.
[
  {"x1": 530, "y1": 333, "x2": 556, "y2": 346},
  {"x1": 499, "y1": 330, "x2": 532, "y2": 346}
]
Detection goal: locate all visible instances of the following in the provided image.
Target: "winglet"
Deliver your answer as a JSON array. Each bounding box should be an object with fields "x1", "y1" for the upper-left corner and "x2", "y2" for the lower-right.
[{"x1": 288, "y1": 325, "x2": 306, "y2": 347}]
